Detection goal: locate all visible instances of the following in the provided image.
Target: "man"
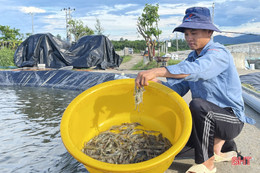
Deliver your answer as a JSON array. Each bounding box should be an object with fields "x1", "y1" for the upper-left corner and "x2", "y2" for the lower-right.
[{"x1": 135, "y1": 7, "x2": 255, "y2": 173}]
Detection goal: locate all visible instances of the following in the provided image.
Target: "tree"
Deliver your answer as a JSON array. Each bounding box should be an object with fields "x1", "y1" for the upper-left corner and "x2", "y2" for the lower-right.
[
  {"x1": 119, "y1": 37, "x2": 124, "y2": 42},
  {"x1": 168, "y1": 39, "x2": 189, "y2": 51},
  {"x1": 56, "y1": 34, "x2": 62, "y2": 41},
  {"x1": 111, "y1": 39, "x2": 147, "y2": 53},
  {"x1": 0, "y1": 25, "x2": 21, "y2": 41},
  {"x1": 68, "y1": 19, "x2": 94, "y2": 41},
  {"x1": 137, "y1": 4, "x2": 162, "y2": 61},
  {"x1": 95, "y1": 18, "x2": 104, "y2": 35}
]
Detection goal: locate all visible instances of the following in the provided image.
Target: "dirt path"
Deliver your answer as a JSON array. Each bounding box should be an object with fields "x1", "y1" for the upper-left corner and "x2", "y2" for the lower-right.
[
  {"x1": 92, "y1": 54, "x2": 143, "y2": 74},
  {"x1": 118, "y1": 53, "x2": 143, "y2": 70}
]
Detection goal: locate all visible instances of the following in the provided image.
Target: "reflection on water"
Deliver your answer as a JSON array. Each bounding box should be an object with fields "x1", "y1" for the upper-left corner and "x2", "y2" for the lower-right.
[{"x1": 0, "y1": 86, "x2": 88, "y2": 173}]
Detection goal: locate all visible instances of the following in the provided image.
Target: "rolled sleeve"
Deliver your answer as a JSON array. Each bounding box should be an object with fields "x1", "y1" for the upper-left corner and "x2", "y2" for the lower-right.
[{"x1": 162, "y1": 80, "x2": 189, "y2": 96}]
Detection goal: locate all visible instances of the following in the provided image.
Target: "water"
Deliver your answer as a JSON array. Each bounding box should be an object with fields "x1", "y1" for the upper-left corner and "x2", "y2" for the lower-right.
[{"x1": 0, "y1": 86, "x2": 88, "y2": 173}]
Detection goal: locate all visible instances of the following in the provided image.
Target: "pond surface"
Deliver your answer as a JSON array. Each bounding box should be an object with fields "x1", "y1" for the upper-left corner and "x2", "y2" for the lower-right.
[{"x1": 0, "y1": 86, "x2": 88, "y2": 173}]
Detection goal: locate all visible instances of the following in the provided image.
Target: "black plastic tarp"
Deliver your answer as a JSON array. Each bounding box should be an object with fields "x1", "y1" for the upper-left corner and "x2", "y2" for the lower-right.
[
  {"x1": 14, "y1": 33, "x2": 122, "y2": 69},
  {"x1": 0, "y1": 70, "x2": 115, "y2": 91},
  {"x1": 240, "y1": 72, "x2": 260, "y2": 114},
  {"x1": 0, "y1": 70, "x2": 136, "y2": 91}
]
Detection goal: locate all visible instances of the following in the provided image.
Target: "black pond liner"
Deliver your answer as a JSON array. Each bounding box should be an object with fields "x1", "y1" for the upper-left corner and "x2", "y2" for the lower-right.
[{"x1": 0, "y1": 70, "x2": 136, "y2": 91}]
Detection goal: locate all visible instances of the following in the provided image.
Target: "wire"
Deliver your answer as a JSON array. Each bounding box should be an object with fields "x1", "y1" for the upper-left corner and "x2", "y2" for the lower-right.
[{"x1": 220, "y1": 31, "x2": 260, "y2": 36}]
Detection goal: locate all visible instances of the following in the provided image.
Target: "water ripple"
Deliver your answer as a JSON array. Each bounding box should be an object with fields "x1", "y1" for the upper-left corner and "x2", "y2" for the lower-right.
[{"x1": 0, "y1": 86, "x2": 87, "y2": 173}]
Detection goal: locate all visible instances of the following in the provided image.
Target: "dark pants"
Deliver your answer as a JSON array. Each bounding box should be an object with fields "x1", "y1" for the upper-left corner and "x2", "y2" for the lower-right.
[{"x1": 186, "y1": 98, "x2": 244, "y2": 164}]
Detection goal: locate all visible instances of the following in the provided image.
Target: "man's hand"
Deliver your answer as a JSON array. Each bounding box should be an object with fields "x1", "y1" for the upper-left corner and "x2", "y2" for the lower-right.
[
  {"x1": 135, "y1": 67, "x2": 190, "y2": 88},
  {"x1": 135, "y1": 69, "x2": 156, "y2": 87},
  {"x1": 135, "y1": 67, "x2": 167, "y2": 87}
]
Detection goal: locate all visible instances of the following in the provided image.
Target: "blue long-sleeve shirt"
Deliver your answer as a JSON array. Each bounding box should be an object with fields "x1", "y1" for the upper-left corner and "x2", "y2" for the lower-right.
[{"x1": 162, "y1": 40, "x2": 255, "y2": 124}]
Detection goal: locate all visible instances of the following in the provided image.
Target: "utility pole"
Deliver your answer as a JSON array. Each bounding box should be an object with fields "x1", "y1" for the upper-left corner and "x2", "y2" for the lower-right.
[
  {"x1": 212, "y1": 2, "x2": 215, "y2": 24},
  {"x1": 29, "y1": 12, "x2": 34, "y2": 35},
  {"x1": 61, "y1": 7, "x2": 75, "y2": 43},
  {"x1": 176, "y1": 33, "x2": 178, "y2": 52},
  {"x1": 166, "y1": 40, "x2": 168, "y2": 54},
  {"x1": 211, "y1": 2, "x2": 215, "y2": 39}
]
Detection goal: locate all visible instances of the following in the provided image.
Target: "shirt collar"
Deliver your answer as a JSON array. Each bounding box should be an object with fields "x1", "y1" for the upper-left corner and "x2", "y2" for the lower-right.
[
  {"x1": 199, "y1": 39, "x2": 214, "y2": 56},
  {"x1": 192, "y1": 39, "x2": 214, "y2": 60}
]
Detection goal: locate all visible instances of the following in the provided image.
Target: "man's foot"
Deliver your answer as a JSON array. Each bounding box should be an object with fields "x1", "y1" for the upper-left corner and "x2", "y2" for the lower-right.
[
  {"x1": 186, "y1": 156, "x2": 215, "y2": 173},
  {"x1": 186, "y1": 164, "x2": 216, "y2": 173},
  {"x1": 214, "y1": 151, "x2": 237, "y2": 162}
]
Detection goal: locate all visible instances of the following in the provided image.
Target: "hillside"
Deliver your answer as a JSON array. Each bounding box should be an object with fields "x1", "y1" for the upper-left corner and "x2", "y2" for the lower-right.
[{"x1": 213, "y1": 34, "x2": 260, "y2": 45}]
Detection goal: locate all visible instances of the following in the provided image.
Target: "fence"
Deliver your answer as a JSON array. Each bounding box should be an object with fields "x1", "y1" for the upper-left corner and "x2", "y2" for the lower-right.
[
  {"x1": 0, "y1": 40, "x2": 22, "y2": 50},
  {"x1": 226, "y1": 42, "x2": 260, "y2": 69}
]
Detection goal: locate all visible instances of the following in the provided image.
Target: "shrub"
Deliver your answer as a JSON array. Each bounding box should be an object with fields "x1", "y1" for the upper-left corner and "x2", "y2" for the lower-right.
[
  {"x1": 131, "y1": 59, "x2": 181, "y2": 70},
  {"x1": 121, "y1": 55, "x2": 132, "y2": 63},
  {"x1": 168, "y1": 59, "x2": 182, "y2": 65},
  {"x1": 0, "y1": 47, "x2": 15, "y2": 67},
  {"x1": 131, "y1": 60, "x2": 157, "y2": 70}
]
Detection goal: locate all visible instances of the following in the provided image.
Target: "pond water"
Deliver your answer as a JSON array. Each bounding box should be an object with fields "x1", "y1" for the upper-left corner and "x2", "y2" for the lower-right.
[{"x1": 0, "y1": 86, "x2": 88, "y2": 173}]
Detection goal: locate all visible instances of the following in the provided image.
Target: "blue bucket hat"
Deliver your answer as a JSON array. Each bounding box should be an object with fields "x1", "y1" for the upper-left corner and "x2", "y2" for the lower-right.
[{"x1": 173, "y1": 7, "x2": 221, "y2": 33}]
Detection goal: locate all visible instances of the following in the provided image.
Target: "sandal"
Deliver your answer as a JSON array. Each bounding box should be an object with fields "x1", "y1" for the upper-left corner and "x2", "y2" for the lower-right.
[
  {"x1": 214, "y1": 151, "x2": 237, "y2": 162},
  {"x1": 186, "y1": 164, "x2": 217, "y2": 173}
]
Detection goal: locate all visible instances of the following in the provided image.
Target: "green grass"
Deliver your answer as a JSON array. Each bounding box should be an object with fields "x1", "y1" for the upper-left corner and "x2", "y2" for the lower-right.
[
  {"x1": 130, "y1": 60, "x2": 142, "y2": 70},
  {"x1": 0, "y1": 48, "x2": 16, "y2": 67},
  {"x1": 168, "y1": 59, "x2": 182, "y2": 65},
  {"x1": 121, "y1": 55, "x2": 132, "y2": 63},
  {"x1": 131, "y1": 61, "x2": 157, "y2": 70},
  {"x1": 131, "y1": 59, "x2": 182, "y2": 70}
]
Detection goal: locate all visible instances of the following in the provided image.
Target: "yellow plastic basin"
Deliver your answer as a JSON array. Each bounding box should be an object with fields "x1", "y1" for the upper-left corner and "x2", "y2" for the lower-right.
[{"x1": 60, "y1": 78, "x2": 192, "y2": 173}]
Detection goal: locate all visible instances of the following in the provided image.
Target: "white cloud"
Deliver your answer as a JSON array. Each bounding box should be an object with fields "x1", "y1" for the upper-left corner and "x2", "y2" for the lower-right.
[
  {"x1": 78, "y1": 12, "x2": 138, "y2": 40},
  {"x1": 114, "y1": 4, "x2": 137, "y2": 11},
  {"x1": 225, "y1": 6, "x2": 259, "y2": 16},
  {"x1": 19, "y1": 6, "x2": 46, "y2": 14},
  {"x1": 159, "y1": 3, "x2": 186, "y2": 16},
  {"x1": 11, "y1": 1, "x2": 259, "y2": 41},
  {"x1": 83, "y1": 1, "x2": 216, "y2": 40},
  {"x1": 40, "y1": 12, "x2": 70, "y2": 37},
  {"x1": 86, "y1": 3, "x2": 138, "y2": 16},
  {"x1": 76, "y1": 4, "x2": 142, "y2": 40},
  {"x1": 125, "y1": 8, "x2": 143, "y2": 15}
]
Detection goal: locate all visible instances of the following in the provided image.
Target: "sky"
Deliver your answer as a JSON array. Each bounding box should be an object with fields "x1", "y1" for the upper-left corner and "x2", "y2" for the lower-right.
[{"x1": 0, "y1": 0, "x2": 260, "y2": 41}]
